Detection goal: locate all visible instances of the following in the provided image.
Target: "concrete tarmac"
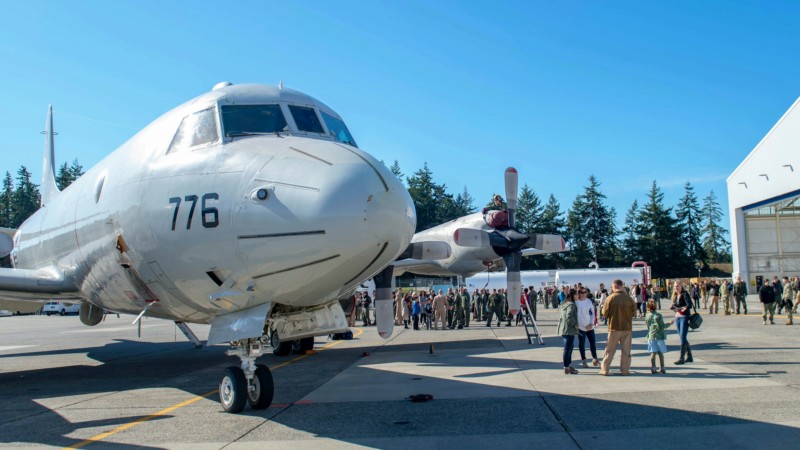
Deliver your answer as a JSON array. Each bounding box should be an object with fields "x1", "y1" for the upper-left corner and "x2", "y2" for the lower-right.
[{"x1": 1, "y1": 301, "x2": 799, "y2": 449}]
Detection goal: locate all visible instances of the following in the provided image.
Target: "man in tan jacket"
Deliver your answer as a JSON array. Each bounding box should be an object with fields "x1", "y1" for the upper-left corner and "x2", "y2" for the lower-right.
[
  {"x1": 432, "y1": 290, "x2": 448, "y2": 330},
  {"x1": 600, "y1": 279, "x2": 638, "y2": 375}
]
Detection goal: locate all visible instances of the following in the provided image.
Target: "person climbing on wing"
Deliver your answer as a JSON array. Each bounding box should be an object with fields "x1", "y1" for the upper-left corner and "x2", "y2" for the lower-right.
[{"x1": 482, "y1": 194, "x2": 509, "y2": 228}]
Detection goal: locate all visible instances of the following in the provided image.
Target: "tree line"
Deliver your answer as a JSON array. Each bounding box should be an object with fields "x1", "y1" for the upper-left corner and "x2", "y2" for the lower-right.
[
  {"x1": 3, "y1": 158, "x2": 731, "y2": 279},
  {"x1": 1, "y1": 160, "x2": 84, "y2": 229},
  {"x1": 390, "y1": 161, "x2": 731, "y2": 279}
]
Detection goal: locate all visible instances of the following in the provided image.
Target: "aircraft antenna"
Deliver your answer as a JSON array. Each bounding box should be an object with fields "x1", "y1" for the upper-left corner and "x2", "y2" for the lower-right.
[{"x1": 278, "y1": 81, "x2": 283, "y2": 90}]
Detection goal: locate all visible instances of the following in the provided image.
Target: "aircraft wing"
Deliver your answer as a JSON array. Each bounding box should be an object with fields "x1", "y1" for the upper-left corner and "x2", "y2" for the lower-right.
[
  {"x1": 0, "y1": 267, "x2": 83, "y2": 302},
  {"x1": 521, "y1": 248, "x2": 556, "y2": 257}
]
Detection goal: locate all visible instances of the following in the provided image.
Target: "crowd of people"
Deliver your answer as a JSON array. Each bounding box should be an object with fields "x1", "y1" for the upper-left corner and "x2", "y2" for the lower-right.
[
  {"x1": 350, "y1": 274, "x2": 800, "y2": 375},
  {"x1": 352, "y1": 286, "x2": 538, "y2": 331},
  {"x1": 757, "y1": 275, "x2": 799, "y2": 325},
  {"x1": 558, "y1": 279, "x2": 695, "y2": 376}
]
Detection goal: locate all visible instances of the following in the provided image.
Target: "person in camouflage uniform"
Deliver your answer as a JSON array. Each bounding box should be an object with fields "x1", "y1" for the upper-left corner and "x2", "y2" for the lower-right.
[
  {"x1": 733, "y1": 275, "x2": 748, "y2": 314},
  {"x1": 720, "y1": 279, "x2": 731, "y2": 315},
  {"x1": 446, "y1": 288, "x2": 457, "y2": 328},
  {"x1": 782, "y1": 277, "x2": 793, "y2": 325},
  {"x1": 461, "y1": 287, "x2": 471, "y2": 327},
  {"x1": 485, "y1": 289, "x2": 504, "y2": 327}
]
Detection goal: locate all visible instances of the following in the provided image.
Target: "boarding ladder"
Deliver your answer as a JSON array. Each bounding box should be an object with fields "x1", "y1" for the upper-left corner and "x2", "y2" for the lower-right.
[{"x1": 521, "y1": 300, "x2": 544, "y2": 345}]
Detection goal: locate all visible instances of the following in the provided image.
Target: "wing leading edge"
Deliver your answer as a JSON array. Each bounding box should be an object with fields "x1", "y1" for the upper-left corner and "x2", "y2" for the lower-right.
[{"x1": 0, "y1": 267, "x2": 82, "y2": 302}]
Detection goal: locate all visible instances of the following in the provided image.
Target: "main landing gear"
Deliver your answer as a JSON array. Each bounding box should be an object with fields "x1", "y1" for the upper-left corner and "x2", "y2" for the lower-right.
[
  {"x1": 269, "y1": 330, "x2": 314, "y2": 356},
  {"x1": 219, "y1": 338, "x2": 274, "y2": 413}
]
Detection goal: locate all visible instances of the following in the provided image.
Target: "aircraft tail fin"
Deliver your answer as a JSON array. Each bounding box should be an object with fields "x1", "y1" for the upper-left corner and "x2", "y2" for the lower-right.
[{"x1": 40, "y1": 105, "x2": 60, "y2": 207}]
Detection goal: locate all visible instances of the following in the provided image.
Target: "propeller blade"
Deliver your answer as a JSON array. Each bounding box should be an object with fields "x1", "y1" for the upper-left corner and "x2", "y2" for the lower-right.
[
  {"x1": 373, "y1": 265, "x2": 395, "y2": 339},
  {"x1": 454, "y1": 228, "x2": 529, "y2": 251},
  {"x1": 453, "y1": 228, "x2": 490, "y2": 247},
  {"x1": 504, "y1": 167, "x2": 518, "y2": 228},
  {"x1": 399, "y1": 241, "x2": 452, "y2": 260},
  {"x1": 527, "y1": 234, "x2": 567, "y2": 252},
  {"x1": 503, "y1": 251, "x2": 522, "y2": 316}
]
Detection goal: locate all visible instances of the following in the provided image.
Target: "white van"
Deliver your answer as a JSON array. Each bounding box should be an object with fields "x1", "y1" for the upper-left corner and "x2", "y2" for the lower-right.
[{"x1": 42, "y1": 301, "x2": 81, "y2": 316}]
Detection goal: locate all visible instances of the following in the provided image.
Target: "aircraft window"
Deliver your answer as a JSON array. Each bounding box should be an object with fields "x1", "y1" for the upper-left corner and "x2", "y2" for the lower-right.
[
  {"x1": 321, "y1": 111, "x2": 357, "y2": 147},
  {"x1": 168, "y1": 108, "x2": 219, "y2": 153},
  {"x1": 221, "y1": 105, "x2": 287, "y2": 137},
  {"x1": 289, "y1": 105, "x2": 324, "y2": 133}
]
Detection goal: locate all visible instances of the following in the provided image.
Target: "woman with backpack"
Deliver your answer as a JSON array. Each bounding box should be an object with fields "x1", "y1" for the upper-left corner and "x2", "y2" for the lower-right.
[{"x1": 671, "y1": 281, "x2": 694, "y2": 365}]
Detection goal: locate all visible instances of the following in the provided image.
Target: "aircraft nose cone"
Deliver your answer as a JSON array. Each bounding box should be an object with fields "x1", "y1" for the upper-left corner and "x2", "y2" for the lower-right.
[{"x1": 364, "y1": 189, "x2": 416, "y2": 245}]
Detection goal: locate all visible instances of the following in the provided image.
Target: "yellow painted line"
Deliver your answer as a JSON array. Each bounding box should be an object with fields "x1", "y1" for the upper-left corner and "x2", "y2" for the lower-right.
[{"x1": 66, "y1": 327, "x2": 363, "y2": 449}]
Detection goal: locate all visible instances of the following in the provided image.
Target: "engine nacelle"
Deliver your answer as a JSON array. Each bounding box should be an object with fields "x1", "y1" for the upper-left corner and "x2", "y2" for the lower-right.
[{"x1": 80, "y1": 301, "x2": 104, "y2": 326}]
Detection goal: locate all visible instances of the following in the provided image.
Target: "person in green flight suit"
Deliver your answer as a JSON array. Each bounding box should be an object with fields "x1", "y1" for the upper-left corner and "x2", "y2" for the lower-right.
[
  {"x1": 485, "y1": 289, "x2": 501, "y2": 327},
  {"x1": 460, "y1": 287, "x2": 471, "y2": 327},
  {"x1": 479, "y1": 289, "x2": 489, "y2": 321},
  {"x1": 452, "y1": 289, "x2": 465, "y2": 329},
  {"x1": 446, "y1": 288, "x2": 456, "y2": 329}
]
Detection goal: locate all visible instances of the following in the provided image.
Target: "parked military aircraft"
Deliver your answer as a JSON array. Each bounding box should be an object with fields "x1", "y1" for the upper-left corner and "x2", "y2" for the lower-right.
[
  {"x1": 0, "y1": 82, "x2": 441, "y2": 413},
  {"x1": 388, "y1": 168, "x2": 566, "y2": 315}
]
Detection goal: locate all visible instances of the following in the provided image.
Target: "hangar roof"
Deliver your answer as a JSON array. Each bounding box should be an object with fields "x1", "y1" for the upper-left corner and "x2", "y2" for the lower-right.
[{"x1": 727, "y1": 97, "x2": 800, "y2": 211}]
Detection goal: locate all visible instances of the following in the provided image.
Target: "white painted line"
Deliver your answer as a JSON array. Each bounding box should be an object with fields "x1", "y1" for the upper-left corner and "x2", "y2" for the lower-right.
[
  {"x1": 0, "y1": 345, "x2": 37, "y2": 352},
  {"x1": 61, "y1": 324, "x2": 168, "y2": 333}
]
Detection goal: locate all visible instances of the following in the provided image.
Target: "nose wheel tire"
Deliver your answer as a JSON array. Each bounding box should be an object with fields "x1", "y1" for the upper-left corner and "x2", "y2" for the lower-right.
[
  {"x1": 219, "y1": 366, "x2": 247, "y2": 413},
  {"x1": 247, "y1": 364, "x2": 274, "y2": 410},
  {"x1": 270, "y1": 331, "x2": 293, "y2": 356}
]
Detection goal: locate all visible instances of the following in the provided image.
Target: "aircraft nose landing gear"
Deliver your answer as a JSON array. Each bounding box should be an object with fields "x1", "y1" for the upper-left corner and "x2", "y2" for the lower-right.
[{"x1": 220, "y1": 339, "x2": 274, "y2": 413}]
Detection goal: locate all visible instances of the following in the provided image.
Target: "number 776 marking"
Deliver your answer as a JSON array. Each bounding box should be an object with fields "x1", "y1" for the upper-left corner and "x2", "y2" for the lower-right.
[{"x1": 169, "y1": 193, "x2": 219, "y2": 230}]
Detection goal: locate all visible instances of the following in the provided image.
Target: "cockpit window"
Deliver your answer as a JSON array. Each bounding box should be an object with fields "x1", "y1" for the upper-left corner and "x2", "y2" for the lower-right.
[
  {"x1": 168, "y1": 107, "x2": 219, "y2": 153},
  {"x1": 321, "y1": 111, "x2": 357, "y2": 147},
  {"x1": 289, "y1": 105, "x2": 324, "y2": 133},
  {"x1": 221, "y1": 105, "x2": 287, "y2": 137}
]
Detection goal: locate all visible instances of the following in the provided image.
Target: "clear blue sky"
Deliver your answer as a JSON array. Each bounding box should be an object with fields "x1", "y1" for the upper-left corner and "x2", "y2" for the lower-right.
[{"x1": 2, "y1": 0, "x2": 799, "y2": 242}]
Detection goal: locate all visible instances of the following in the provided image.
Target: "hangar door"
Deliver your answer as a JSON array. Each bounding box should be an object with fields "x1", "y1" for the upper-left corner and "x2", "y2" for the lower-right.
[{"x1": 745, "y1": 199, "x2": 800, "y2": 282}]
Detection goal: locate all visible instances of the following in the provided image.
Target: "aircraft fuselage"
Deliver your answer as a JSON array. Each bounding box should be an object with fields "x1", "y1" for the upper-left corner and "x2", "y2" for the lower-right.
[{"x1": 10, "y1": 84, "x2": 415, "y2": 324}]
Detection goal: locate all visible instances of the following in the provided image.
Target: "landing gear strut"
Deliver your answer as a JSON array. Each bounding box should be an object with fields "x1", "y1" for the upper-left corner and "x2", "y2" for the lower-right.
[{"x1": 219, "y1": 338, "x2": 274, "y2": 413}]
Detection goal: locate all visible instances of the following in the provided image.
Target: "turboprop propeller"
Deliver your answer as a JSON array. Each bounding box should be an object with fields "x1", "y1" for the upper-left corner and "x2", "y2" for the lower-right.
[{"x1": 452, "y1": 167, "x2": 527, "y2": 316}]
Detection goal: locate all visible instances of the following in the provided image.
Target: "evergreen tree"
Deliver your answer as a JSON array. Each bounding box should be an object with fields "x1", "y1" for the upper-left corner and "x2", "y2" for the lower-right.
[
  {"x1": 406, "y1": 163, "x2": 457, "y2": 231},
  {"x1": 540, "y1": 194, "x2": 566, "y2": 236},
  {"x1": 453, "y1": 186, "x2": 476, "y2": 217},
  {"x1": 389, "y1": 160, "x2": 403, "y2": 182},
  {"x1": 701, "y1": 190, "x2": 731, "y2": 263},
  {"x1": 539, "y1": 194, "x2": 567, "y2": 268},
  {"x1": 516, "y1": 184, "x2": 543, "y2": 270},
  {"x1": 566, "y1": 194, "x2": 592, "y2": 267},
  {"x1": 515, "y1": 184, "x2": 542, "y2": 234},
  {"x1": 637, "y1": 181, "x2": 690, "y2": 277},
  {"x1": 56, "y1": 159, "x2": 84, "y2": 190},
  {"x1": 676, "y1": 181, "x2": 707, "y2": 265},
  {"x1": 1, "y1": 172, "x2": 13, "y2": 228},
  {"x1": 621, "y1": 200, "x2": 642, "y2": 264},
  {"x1": 565, "y1": 176, "x2": 617, "y2": 268},
  {"x1": 11, "y1": 166, "x2": 40, "y2": 227}
]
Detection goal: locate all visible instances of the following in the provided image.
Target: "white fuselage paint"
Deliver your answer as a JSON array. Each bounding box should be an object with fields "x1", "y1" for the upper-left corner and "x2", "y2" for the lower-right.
[
  {"x1": 405, "y1": 213, "x2": 504, "y2": 276},
  {"x1": 10, "y1": 84, "x2": 415, "y2": 324}
]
